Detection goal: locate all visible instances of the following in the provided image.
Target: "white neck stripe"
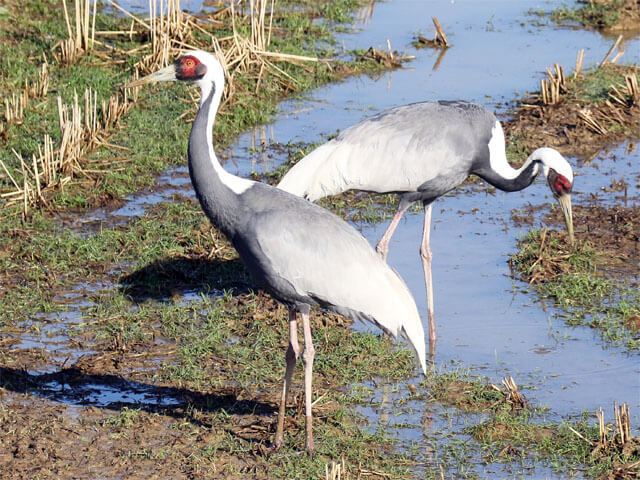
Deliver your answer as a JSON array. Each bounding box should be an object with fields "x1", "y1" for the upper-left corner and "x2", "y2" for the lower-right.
[{"x1": 198, "y1": 77, "x2": 253, "y2": 195}]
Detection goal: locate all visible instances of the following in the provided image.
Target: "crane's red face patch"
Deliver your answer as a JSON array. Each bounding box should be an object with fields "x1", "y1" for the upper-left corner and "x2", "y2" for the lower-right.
[
  {"x1": 547, "y1": 169, "x2": 572, "y2": 197},
  {"x1": 175, "y1": 55, "x2": 207, "y2": 81}
]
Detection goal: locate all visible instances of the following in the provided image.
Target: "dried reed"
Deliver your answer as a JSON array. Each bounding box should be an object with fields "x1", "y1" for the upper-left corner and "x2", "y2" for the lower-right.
[
  {"x1": 4, "y1": 93, "x2": 27, "y2": 124},
  {"x1": 599, "y1": 34, "x2": 624, "y2": 68},
  {"x1": 570, "y1": 403, "x2": 636, "y2": 456},
  {"x1": 4, "y1": 0, "x2": 325, "y2": 215},
  {"x1": 249, "y1": 0, "x2": 275, "y2": 51},
  {"x1": 540, "y1": 63, "x2": 566, "y2": 105},
  {"x1": 2, "y1": 63, "x2": 49, "y2": 128},
  {"x1": 578, "y1": 108, "x2": 608, "y2": 135},
  {"x1": 325, "y1": 458, "x2": 345, "y2": 480},
  {"x1": 110, "y1": 0, "x2": 320, "y2": 111},
  {"x1": 574, "y1": 49, "x2": 584, "y2": 78},
  {"x1": 356, "y1": 1, "x2": 375, "y2": 26},
  {"x1": 432, "y1": 17, "x2": 449, "y2": 47},
  {"x1": 613, "y1": 402, "x2": 631, "y2": 447},
  {"x1": 1, "y1": 85, "x2": 138, "y2": 215},
  {"x1": 609, "y1": 73, "x2": 639, "y2": 107},
  {"x1": 417, "y1": 17, "x2": 449, "y2": 48},
  {"x1": 597, "y1": 407, "x2": 609, "y2": 449},
  {"x1": 490, "y1": 376, "x2": 528, "y2": 410},
  {"x1": 56, "y1": 0, "x2": 96, "y2": 64}
]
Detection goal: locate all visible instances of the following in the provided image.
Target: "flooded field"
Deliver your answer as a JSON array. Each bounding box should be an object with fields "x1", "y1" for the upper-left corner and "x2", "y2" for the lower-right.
[
  {"x1": 1, "y1": 0, "x2": 639, "y2": 478},
  {"x1": 225, "y1": 0, "x2": 640, "y2": 416}
]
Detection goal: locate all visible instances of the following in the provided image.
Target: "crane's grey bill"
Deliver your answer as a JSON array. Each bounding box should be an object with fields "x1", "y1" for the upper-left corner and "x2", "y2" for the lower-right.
[
  {"x1": 557, "y1": 193, "x2": 574, "y2": 245},
  {"x1": 127, "y1": 64, "x2": 177, "y2": 88}
]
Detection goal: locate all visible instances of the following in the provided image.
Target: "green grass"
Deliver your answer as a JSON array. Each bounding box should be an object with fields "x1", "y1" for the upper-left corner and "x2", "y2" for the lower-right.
[
  {"x1": 467, "y1": 407, "x2": 639, "y2": 478},
  {"x1": 549, "y1": 1, "x2": 624, "y2": 29},
  {"x1": 511, "y1": 229, "x2": 640, "y2": 351},
  {"x1": 0, "y1": 0, "x2": 392, "y2": 210},
  {"x1": 2, "y1": 2, "x2": 638, "y2": 479}
]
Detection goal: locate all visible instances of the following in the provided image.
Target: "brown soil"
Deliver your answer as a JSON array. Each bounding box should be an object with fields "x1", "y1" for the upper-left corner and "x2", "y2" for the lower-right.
[
  {"x1": 544, "y1": 203, "x2": 640, "y2": 280},
  {"x1": 0, "y1": 388, "x2": 245, "y2": 479},
  {"x1": 595, "y1": 437, "x2": 640, "y2": 480},
  {"x1": 595, "y1": 0, "x2": 640, "y2": 32},
  {"x1": 1, "y1": 5, "x2": 639, "y2": 480},
  {"x1": 0, "y1": 293, "x2": 352, "y2": 479},
  {"x1": 503, "y1": 65, "x2": 640, "y2": 161}
]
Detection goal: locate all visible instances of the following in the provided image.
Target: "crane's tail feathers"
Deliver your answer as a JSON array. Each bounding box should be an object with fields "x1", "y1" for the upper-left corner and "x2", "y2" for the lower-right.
[
  {"x1": 401, "y1": 324, "x2": 427, "y2": 375},
  {"x1": 277, "y1": 142, "x2": 343, "y2": 201}
]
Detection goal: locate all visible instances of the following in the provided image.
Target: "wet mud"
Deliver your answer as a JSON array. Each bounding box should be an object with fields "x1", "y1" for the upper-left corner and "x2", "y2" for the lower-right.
[
  {"x1": 503, "y1": 64, "x2": 640, "y2": 161},
  {"x1": 0, "y1": 292, "x2": 359, "y2": 478}
]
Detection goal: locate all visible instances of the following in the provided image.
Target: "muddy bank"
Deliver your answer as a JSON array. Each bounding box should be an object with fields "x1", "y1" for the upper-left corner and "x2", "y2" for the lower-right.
[
  {"x1": 550, "y1": 0, "x2": 640, "y2": 32},
  {"x1": 504, "y1": 64, "x2": 640, "y2": 161}
]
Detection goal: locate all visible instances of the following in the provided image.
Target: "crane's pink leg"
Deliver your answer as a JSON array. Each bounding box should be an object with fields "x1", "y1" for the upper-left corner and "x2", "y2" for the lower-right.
[
  {"x1": 274, "y1": 308, "x2": 300, "y2": 450},
  {"x1": 376, "y1": 204, "x2": 410, "y2": 260},
  {"x1": 300, "y1": 309, "x2": 316, "y2": 454},
  {"x1": 420, "y1": 203, "x2": 436, "y2": 354}
]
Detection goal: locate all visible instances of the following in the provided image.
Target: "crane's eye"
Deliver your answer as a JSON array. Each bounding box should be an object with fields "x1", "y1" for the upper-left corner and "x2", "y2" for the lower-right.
[{"x1": 175, "y1": 55, "x2": 206, "y2": 81}]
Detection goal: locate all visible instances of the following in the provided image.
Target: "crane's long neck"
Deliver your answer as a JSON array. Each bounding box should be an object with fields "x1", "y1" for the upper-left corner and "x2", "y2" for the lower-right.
[
  {"x1": 474, "y1": 156, "x2": 540, "y2": 192},
  {"x1": 188, "y1": 81, "x2": 251, "y2": 237},
  {"x1": 472, "y1": 122, "x2": 541, "y2": 192}
]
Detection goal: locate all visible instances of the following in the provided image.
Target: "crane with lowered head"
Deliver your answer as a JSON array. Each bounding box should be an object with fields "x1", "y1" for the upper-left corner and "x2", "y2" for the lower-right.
[{"x1": 278, "y1": 100, "x2": 575, "y2": 350}]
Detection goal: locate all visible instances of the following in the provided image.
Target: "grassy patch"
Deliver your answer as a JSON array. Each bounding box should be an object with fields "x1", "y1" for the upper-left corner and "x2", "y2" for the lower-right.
[
  {"x1": 0, "y1": 0, "x2": 395, "y2": 216},
  {"x1": 530, "y1": 0, "x2": 640, "y2": 31},
  {"x1": 504, "y1": 63, "x2": 640, "y2": 161},
  {"x1": 549, "y1": 0, "x2": 624, "y2": 29},
  {"x1": 415, "y1": 367, "x2": 640, "y2": 478},
  {"x1": 0, "y1": 183, "x2": 418, "y2": 479},
  {"x1": 510, "y1": 228, "x2": 640, "y2": 351},
  {"x1": 468, "y1": 407, "x2": 640, "y2": 479}
]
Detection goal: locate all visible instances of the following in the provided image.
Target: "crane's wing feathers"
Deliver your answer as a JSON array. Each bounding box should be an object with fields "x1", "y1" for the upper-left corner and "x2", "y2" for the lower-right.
[
  {"x1": 238, "y1": 185, "x2": 427, "y2": 372},
  {"x1": 278, "y1": 101, "x2": 497, "y2": 201}
]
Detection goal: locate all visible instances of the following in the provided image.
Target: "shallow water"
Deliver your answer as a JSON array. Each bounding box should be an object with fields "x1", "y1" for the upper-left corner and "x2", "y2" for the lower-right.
[
  {"x1": 220, "y1": 0, "x2": 639, "y2": 418},
  {"x1": 215, "y1": 0, "x2": 640, "y2": 473}
]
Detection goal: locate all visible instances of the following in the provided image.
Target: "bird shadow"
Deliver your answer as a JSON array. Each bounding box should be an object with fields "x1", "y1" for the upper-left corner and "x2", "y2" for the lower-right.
[
  {"x1": 0, "y1": 366, "x2": 275, "y2": 431},
  {"x1": 119, "y1": 256, "x2": 253, "y2": 303}
]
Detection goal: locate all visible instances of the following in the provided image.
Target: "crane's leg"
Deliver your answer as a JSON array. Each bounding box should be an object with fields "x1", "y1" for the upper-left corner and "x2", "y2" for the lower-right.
[
  {"x1": 274, "y1": 308, "x2": 300, "y2": 450},
  {"x1": 420, "y1": 202, "x2": 436, "y2": 354},
  {"x1": 376, "y1": 202, "x2": 412, "y2": 260},
  {"x1": 300, "y1": 307, "x2": 316, "y2": 454}
]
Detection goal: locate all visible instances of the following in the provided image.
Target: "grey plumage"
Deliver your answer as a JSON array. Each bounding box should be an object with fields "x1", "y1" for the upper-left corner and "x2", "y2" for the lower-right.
[
  {"x1": 128, "y1": 50, "x2": 427, "y2": 454},
  {"x1": 278, "y1": 100, "x2": 575, "y2": 347}
]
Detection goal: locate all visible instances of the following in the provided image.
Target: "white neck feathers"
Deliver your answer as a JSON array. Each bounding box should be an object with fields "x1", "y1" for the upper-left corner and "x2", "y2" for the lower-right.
[
  {"x1": 528, "y1": 147, "x2": 574, "y2": 182},
  {"x1": 197, "y1": 76, "x2": 253, "y2": 195}
]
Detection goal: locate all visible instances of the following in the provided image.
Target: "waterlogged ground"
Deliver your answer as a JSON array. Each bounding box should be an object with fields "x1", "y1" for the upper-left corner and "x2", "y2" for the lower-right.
[
  {"x1": 1, "y1": 0, "x2": 639, "y2": 478},
  {"x1": 227, "y1": 0, "x2": 640, "y2": 415}
]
